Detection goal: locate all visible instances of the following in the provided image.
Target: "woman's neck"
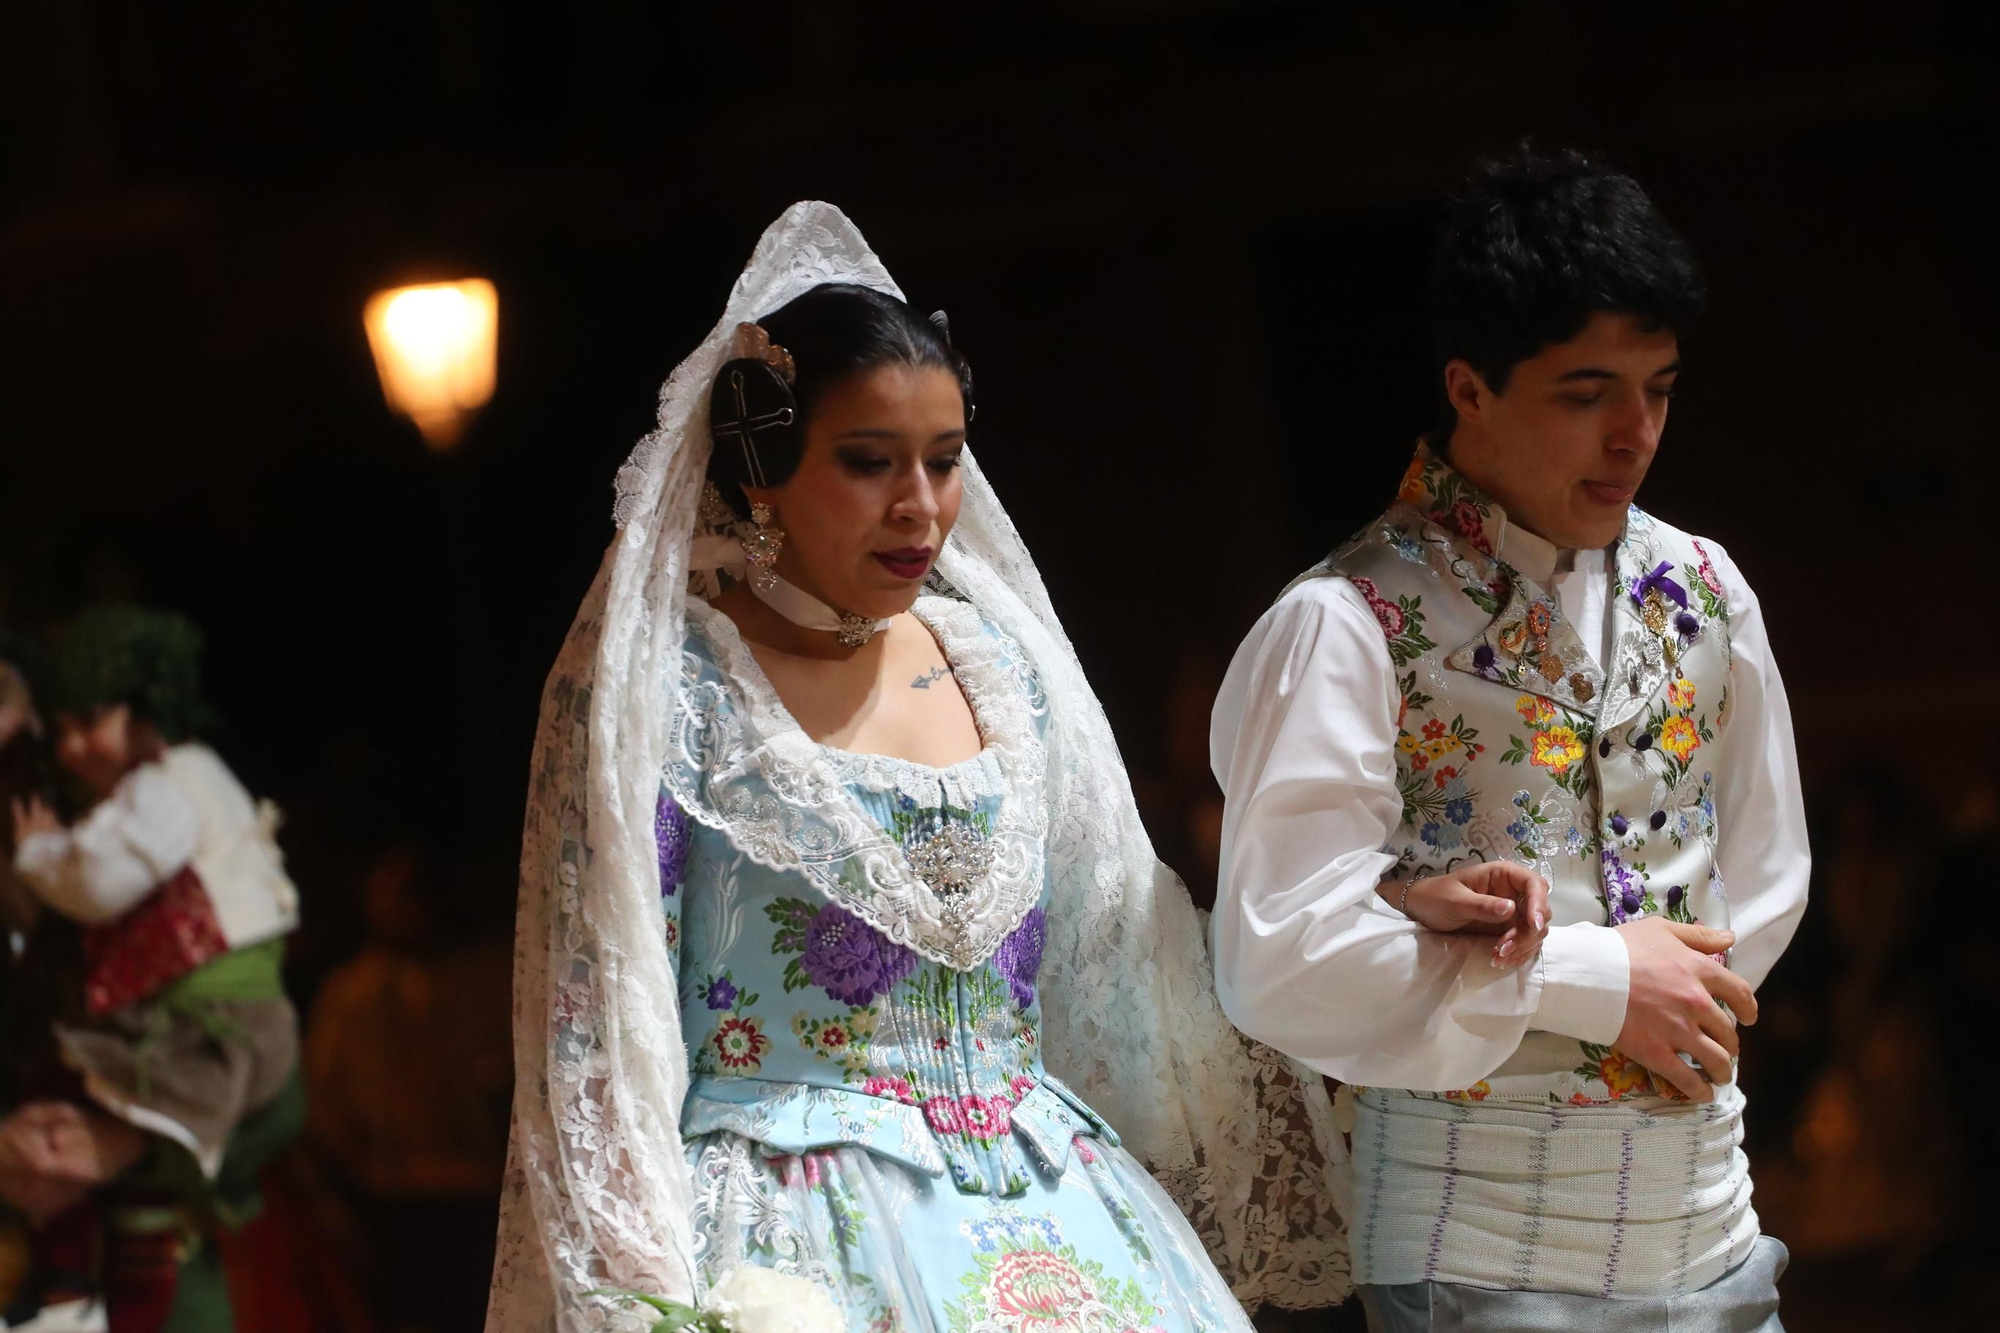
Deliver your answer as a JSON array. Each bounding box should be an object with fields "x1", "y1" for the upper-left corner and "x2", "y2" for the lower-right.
[{"x1": 711, "y1": 582, "x2": 881, "y2": 662}]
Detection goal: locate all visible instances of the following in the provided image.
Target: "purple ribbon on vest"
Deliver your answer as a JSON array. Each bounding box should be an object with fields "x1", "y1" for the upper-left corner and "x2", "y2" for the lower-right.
[{"x1": 1631, "y1": 561, "x2": 1688, "y2": 610}]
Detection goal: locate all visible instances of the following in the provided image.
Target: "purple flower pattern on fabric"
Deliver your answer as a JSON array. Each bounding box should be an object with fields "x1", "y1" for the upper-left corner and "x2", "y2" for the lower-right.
[
  {"x1": 705, "y1": 976, "x2": 738, "y2": 1010},
  {"x1": 1601, "y1": 848, "x2": 1643, "y2": 924},
  {"x1": 656, "y1": 791, "x2": 690, "y2": 898},
  {"x1": 801, "y1": 903, "x2": 918, "y2": 1006},
  {"x1": 993, "y1": 907, "x2": 1046, "y2": 1010}
]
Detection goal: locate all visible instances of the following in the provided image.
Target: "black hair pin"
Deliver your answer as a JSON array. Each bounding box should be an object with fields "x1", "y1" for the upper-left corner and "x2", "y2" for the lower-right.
[{"x1": 928, "y1": 309, "x2": 976, "y2": 423}]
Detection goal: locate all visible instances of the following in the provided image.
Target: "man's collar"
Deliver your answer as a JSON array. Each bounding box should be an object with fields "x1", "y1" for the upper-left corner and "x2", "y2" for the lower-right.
[
  {"x1": 1395, "y1": 439, "x2": 1613, "y2": 580},
  {"x1": 1503, "y1": 524, "x2": 1561, "y2": 585},
  {"x1": 1406, "y1": 438, "x2": 1619, "y2": 715}
]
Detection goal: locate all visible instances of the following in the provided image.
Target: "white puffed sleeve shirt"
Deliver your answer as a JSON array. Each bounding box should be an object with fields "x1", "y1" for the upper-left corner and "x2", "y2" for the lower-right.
[{"x1": 14, "y1": 744, "x2": 299, "y2": 946}]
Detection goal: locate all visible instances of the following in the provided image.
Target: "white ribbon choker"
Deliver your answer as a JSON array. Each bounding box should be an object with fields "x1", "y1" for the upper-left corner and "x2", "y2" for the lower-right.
[{"x1": 750, "y1": 573, "x2": 897, "y2": 647}]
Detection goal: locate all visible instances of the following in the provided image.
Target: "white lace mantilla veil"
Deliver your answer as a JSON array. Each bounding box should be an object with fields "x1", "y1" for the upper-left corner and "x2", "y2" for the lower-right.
[{"x1": 488, "y1": 201, "x2": 1352, "y2": 1331}]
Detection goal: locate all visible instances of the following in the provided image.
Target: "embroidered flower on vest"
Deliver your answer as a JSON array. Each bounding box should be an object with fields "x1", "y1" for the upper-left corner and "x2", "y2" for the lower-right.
[
  {"x1": 800, "y1": 903, "x2": 919, "y2": 1007},
  {"x1": 992, "y1": 907, "x2": 1046, "y2": 1010},
  {"x1": 655, "y1": 791, "x2": 690, "y2": 897},
  {"x1": 711, "y1": 1015, "x2": 769, "y2": 1071}
]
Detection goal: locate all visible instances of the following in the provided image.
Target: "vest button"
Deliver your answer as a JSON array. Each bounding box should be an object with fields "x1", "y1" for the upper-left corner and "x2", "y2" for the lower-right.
[
  {"x1": 1598, "y1": 736, "x2": 1612, "y2": 758},
  {"x1": 1634, "y1": 732, "x2": 1654, "y2": 752},
  {"x1": 1650, "y1": 810, "x2": 1668, "y2": 831}
]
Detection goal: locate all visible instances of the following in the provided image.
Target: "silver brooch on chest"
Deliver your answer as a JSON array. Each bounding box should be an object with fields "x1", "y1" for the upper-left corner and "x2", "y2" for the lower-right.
[
  {"x1": 906, "y1": 821, "x2": 996, "y2": 968},
  {"x1": 905, "y1": 822, "x2": 995, "y2": 899}
]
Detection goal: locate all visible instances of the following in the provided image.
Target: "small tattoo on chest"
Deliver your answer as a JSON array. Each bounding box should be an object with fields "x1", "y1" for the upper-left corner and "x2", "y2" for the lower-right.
[{"x1": 911, "y1": 665, "x2": 952, "y2": 690}]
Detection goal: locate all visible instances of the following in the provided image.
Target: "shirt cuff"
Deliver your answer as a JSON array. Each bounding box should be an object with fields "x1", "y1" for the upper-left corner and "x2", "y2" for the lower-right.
[
  {"x1": 12, "y1": 829, "x2": 67, "y2": 885},
  {"x1": 1533, "y1": 923, "x2": 1629, "y2": 1045}
]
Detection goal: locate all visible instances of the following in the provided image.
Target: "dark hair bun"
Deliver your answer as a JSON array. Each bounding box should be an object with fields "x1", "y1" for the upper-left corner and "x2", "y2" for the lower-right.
[
  {"x1": 703, "y1": 283, "x2": 973, "y2": 518},
  {"x1": 707, "y1": 357, "x2": 799, "y2": 494}
]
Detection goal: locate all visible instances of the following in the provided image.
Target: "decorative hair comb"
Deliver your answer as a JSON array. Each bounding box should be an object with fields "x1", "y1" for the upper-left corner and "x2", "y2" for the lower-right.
[
  {"x1": 729, "y1": 322, "x2": 796, "y2": 384},
  {"x1": 928, "y1": 309, "x2": 976, "y2": 423}
]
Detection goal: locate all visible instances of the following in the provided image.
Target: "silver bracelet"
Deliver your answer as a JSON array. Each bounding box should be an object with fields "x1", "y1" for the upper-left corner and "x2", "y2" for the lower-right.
[{"x1": 1399, "y1": 878, "x2": 1415, "y2": 916}]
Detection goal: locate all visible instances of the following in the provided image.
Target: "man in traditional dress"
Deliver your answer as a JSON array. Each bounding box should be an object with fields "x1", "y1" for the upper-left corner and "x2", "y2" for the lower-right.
[{"x1": 1211, "y1": 147, "x2": 1808, "y2": 1330}]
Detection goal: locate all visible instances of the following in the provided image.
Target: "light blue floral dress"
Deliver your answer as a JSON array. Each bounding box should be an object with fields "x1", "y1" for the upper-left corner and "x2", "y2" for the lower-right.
[{"x1": 659, "y1": 599, "x2": 1249, "y2": 1333}]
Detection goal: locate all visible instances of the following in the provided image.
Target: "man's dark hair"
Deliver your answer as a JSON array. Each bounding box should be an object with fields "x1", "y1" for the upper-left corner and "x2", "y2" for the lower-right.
[{"x1": 1427, "y1": 144, "x2": 1706, "y2": 443}]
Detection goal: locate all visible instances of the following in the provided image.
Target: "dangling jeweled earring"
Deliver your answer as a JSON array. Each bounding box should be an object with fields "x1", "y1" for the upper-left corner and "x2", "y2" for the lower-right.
[{"x1": 741, "y1": 501, "x2": 784, "y2": 593}]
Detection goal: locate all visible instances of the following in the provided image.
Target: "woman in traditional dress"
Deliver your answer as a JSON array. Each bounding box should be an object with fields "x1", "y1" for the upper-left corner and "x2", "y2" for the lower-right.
[{"x1": 486, "y1": 203, "x2": 1367, "y2": 1332}]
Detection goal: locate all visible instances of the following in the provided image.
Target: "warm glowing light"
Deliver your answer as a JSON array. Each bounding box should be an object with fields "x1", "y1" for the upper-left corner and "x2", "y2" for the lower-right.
[{"x1": 363, "y1": 278, "x2": 498, "y2": 448}]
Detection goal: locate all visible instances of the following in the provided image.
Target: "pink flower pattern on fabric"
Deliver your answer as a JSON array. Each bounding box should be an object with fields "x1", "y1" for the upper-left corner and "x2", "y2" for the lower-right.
[
  {"x1": 1348, "y1": 576, "x2": 1407, "y2": 638},
  {"x1": 1446, "y1": 498, "x2": 1495, "y2": 556},
  {"x1": 986, "y1": 1249, "x2": 1095, "y2": 1323},
  {"x1": 924, "y1": 1095, "x2": 965, "y2": 1136},
  {"x1": 960, "y1": 1094, "x2": 1014, "y2": 1144}
]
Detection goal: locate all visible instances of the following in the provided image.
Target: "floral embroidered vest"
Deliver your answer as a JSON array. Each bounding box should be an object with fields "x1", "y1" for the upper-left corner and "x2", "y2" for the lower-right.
[{"x1": 1300, "y1": 443, "x2": 1739, "y2": 1106}]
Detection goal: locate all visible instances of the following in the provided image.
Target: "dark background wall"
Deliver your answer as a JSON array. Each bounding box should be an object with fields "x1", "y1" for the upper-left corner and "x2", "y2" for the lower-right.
[{"x1": 3, "y1": 4, "x2": 1993, "y2": 1328}]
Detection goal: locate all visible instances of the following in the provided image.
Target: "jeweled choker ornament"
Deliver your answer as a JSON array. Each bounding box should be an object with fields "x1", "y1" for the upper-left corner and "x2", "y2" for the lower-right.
[{"x1": 750, "y1": 572, "x2": 895, "y2": 647}]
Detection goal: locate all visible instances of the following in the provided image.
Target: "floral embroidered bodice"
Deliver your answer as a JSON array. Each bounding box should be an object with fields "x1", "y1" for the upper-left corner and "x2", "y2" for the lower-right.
[{"x1": 660, "y1": 601, "x2": 1117, "y2": 1196}]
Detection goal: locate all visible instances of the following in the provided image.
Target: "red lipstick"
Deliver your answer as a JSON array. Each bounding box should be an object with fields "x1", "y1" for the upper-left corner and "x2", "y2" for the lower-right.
[{"x1": 873, "y1": 547, "x2": 933, "y2": 580}]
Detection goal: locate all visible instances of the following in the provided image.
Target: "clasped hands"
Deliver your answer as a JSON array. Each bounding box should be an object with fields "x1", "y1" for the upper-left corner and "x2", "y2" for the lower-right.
[
  {"x1": 1385, "y1": 863, "x2": 1756, "y2": 1103},
  {"x1": 0, "y1": 1101, "x2": 149, "y2": 1223}
]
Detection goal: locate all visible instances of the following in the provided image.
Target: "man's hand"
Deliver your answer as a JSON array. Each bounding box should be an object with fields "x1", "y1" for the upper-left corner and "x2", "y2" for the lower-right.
[
  {"x1": 1613, "y1": 918, "x2": 1757, "y2": 1102},
  {"x1": 0, "y1": 1103, "x2": 89, "y2": 1221},
  {"x1": 0, "y1": 1102, "x2": 148, "y2": 1223},
  {"x1": 1385, "y1": 861, "x2": 1551, "y2": 967}
]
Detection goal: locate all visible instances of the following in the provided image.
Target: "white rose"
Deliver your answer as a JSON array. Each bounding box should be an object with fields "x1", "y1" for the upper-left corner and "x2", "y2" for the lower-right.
[{"x1": 707, "y1": 1267, "x2": 844, "y2": 1333}]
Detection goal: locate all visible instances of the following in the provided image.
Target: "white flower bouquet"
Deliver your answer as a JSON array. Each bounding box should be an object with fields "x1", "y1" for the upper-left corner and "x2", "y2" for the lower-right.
[{"x1": 600, "y1": 1267, "x2": 845, "y2": 1333}]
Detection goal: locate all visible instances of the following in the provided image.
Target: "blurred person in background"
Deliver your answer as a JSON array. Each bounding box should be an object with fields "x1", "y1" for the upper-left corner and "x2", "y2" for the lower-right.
[
  {"x1": 2, "y1": 645, "x2": 49, "y2": 937},
  {"x1": 1, "y1": 641, "x2": 53, "y2": 1326},
  {"x1": 303, "y1": 839, "x2": 510, "y2": 1333},
  {"x1": 1930, "y1": 767, "x2": 2000, "y2": 1309},
  {"x1": 1, "y1": 610, "x2": 304, "y2": 1333},
  {"x1": 1747, "y1": 769, "x2": 1968, "y2": 1320},
  {"x1": 1129, "y1": 647, "x2": 1231, "y2": 915}
]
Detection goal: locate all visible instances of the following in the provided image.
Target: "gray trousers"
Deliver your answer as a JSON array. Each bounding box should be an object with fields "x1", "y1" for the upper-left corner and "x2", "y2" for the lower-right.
[{"x1": 1359, "y1": 1234, "x2": 1787, "y2": 1332}]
